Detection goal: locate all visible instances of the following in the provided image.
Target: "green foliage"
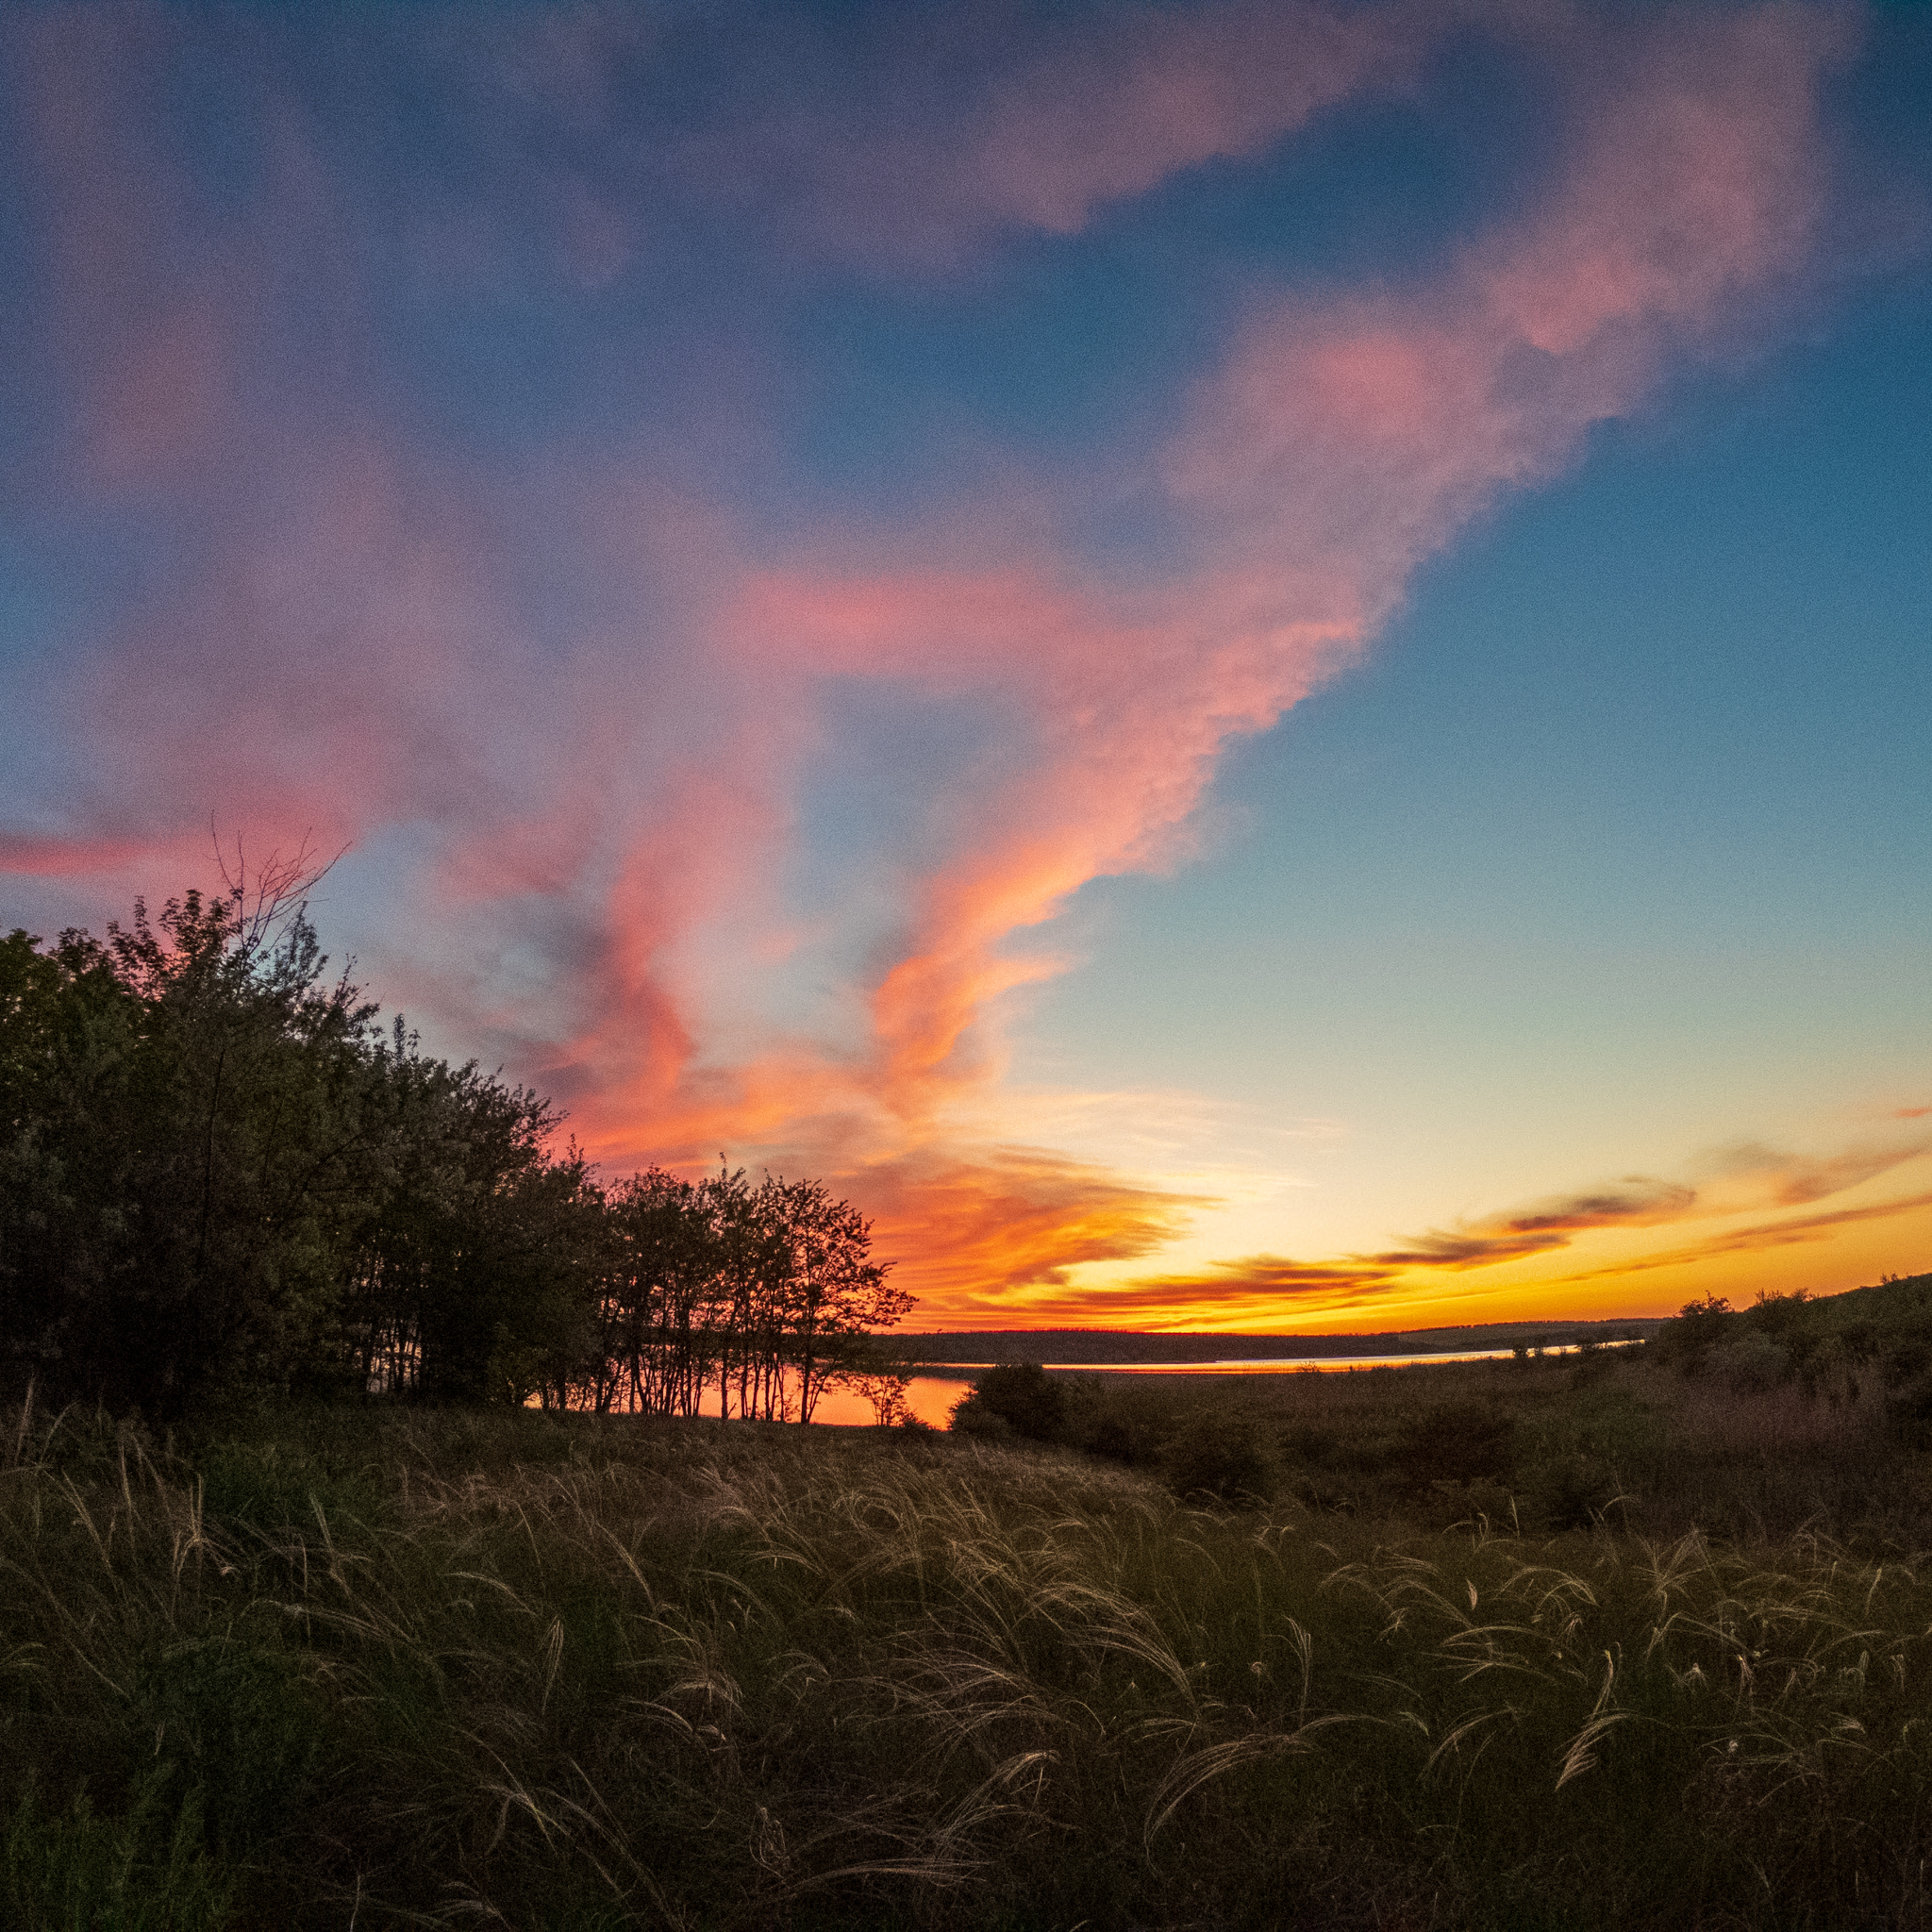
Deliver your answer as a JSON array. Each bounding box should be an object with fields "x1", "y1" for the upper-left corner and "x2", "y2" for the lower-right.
[
  {"x1": 346, "y1": 1046, "x2": 597, "y2": 1407},
  {"x1": 1, "y1": 870, "x2": 905, "y2": 1425},
  {"x1": 1646, "y1": 1274, "x2": 1932, "y2": 1432},
  {"x1": 966, "y1": 1361, "x2": 1067, "y2": 1441},
  {"x1": 3, "y1": 877, "x2": 413, "y2": 1415},
  {"x1": 963, "y1": 1318, "x2": 1932, "y2": 1550},
  {"x1": 8, "y1": 1392, "x2": 1932, "y2": 1929},
  {"x1": 1517, "y1": 1449, "x2": 1624, "y2": 1531},
  {"x1": 584, "y1": 1161, "x2": 909, "y2": 1422},
  {"x1": 1398, "y1": 1398, "x2": 1514, "y2": 1485},
  {"x1": 5, "y1": 1774, "x2": 235, "y2": 1932},
  {"x1": 1159, "y1": 1409, "x2": 1276, "y2": 1503}
]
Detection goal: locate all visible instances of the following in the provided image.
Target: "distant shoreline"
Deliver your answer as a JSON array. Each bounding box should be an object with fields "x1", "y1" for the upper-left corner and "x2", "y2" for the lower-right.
[{"x1": 887, "y1": 1317, "x2": 1664, "y2": 1368}]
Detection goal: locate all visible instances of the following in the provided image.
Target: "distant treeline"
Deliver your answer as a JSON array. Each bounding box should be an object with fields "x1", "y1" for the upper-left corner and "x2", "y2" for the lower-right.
[
  {"x1": 0, "y1": 869, "x2": 906, "y2": 1421},
  {"x1": 897, "y1": 1320, "x2": 1662, "y2": 1366}
]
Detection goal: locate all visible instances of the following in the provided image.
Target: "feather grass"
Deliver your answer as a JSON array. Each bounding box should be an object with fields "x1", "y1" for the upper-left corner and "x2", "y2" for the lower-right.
[{"x1": 4, "y1": 1395, "x2": 1932, "y2": 1926}]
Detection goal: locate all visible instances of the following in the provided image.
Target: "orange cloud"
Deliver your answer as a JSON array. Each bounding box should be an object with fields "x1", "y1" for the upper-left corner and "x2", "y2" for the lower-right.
[
  {"x1": 1090, "y1": 1138, "x2": 1932, "y2": 1329},
  {"x1": 1550, "y1": 1190, "x2": 1932, "y2": 1285},
  {"x1": 852, "y1": 1149, "x2": 1202, "y2": 1309},
  {"x1": 4, "y1": 5, "x2": 1871, "y2": 1332},
  {"x1": 1101, "y1": 1180, "x2": 1705, "y2": 1326}
]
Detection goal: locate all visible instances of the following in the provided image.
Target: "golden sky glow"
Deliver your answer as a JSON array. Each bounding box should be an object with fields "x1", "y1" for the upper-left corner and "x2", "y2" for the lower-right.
[{"x1": 4, "y1": 2, "x2": 1928, "y2": 1333}]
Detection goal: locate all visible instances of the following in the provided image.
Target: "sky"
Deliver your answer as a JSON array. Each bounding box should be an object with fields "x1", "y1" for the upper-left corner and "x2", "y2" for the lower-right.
[{"x1": 3, "y1": 0, "x2": 1930, "y2": 1333}]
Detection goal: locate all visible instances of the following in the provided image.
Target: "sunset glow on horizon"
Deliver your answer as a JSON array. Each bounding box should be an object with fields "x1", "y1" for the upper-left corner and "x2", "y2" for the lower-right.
[{"x1": 5, "y1": 1, "x2": 1930, "y2": 1333}]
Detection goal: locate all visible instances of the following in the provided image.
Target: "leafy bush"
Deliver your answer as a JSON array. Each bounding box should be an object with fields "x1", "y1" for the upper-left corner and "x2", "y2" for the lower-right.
[
  {"x1": 1428, "y1": 1474, "x2": 1518, "y2": 1531},
  {"x1": 967, "y1": 1362, "x2": 1067, "y2": 1442},
  {"x1": 2, "y1": 880, "x2": 909, "y2": 1425},
  {"x1": 1077, "y1": 1413, "x2": 1141, "y2": 1462},
  {"x1": 1521, "y1": 1452, "x2": 1624, "y2": 1532},
  {"x1": 1649, "y1": 1293, "x2": 1736, "y2": 1372},
  {"x1": 1889, "y1": 1367, "x2": 1932, "y2": 1451},
  {"x1": 946, "y1": 1391, "x2": 1014, "y2": 1440},
  {"x1": 1398, "y1": 1400, "x2": 1515, "y2": 1489},
  {"x1": 1162, "y1": 1411, "x2": 1276, "y2": 1504},
  {"x1": 1708, "y1": 1329, "x2": 1790, "y2": 1393},
  {"x1": 1061, "y1": 1376, "x2": 1170, "y2": 1465}
]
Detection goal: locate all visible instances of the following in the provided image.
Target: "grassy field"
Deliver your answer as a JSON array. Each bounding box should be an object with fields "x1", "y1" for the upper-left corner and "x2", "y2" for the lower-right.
[{"x1": 7, "y1": 1290, "x2": 1932, "y2": 1928}]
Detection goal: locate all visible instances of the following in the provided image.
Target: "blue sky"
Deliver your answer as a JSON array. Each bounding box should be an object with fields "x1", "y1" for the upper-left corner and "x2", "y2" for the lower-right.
[
  {"x1": 3, "y1": 0, "x2": 1929, "y2": 1325},
  {"x1": 1010, "y1": 279, "x2": 1932, "y2": 1290}
]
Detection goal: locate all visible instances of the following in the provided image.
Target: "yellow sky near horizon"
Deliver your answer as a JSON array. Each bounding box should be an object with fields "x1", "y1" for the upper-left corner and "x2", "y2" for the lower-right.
[{"x1": 876, "y1": 1119, "x2": 1932, "y2": 1332}]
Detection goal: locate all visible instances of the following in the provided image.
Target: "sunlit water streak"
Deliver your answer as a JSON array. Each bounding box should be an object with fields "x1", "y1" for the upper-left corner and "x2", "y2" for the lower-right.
[
  {"x1": 815, "y1": 1346, "x2": 1620, "y2": 1426},
  {"x1": 592, "y1": 1345, "x2": 1615, "y2": 1427}
]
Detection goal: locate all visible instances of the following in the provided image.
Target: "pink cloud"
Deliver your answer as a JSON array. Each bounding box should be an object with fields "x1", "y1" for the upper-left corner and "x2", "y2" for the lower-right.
[
  {"x1": 634, "y1": 0, "x2": 1442, "y2": 272},
  {"x1": 0, "y1": 833, "x2": 157, "y2": 878},
  {"x1": 1477, "y1": 3, "x2": 1853, "y2": 356},
  {"x1": 1172, "y1": 3, "x2": 1855, "y2": 596},
  {"x1": 951, "y1": 0, "x2": 1435, "y2": 242},
  {"x1": 649, "y1": 0, "x2": 1857, "y2": 1162},
  {"x1": 3, "y1": 4, "x2": 1872, "y2": 1323}
]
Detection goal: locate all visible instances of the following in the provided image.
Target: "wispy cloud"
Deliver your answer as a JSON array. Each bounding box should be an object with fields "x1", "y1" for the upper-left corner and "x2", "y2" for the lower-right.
[
  {"x1": 1099, "y1": 1128, "x2": 1932, "y2": 1327},
  {"x1": 0, "y1": 2, "x2": 1876, "y2": 1323},
  {"x1": 0, "y1": 832, "x2": 154, "y2": 878},
  {"x1": 707, "y1": 0, "x2": 1438, "y2": 268},
  {"x1": 1694, "y1": 1135, "x2": 1932, "y2": 1208},
  {"x1": 1549, "y1": 1191, "x2": 1932, "y2": 1285},
  {"x1": 852, "y1": 1148, "x2": 1204, "y2": 1304}
]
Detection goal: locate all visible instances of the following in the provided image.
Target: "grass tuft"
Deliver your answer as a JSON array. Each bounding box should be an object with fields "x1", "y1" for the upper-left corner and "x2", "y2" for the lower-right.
[{"x1": 5, "y1": 1372, "x2": 1932, "y2": 1926}]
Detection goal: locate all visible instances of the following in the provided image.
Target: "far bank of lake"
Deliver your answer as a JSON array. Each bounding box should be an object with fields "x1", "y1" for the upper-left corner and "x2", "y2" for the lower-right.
[{"x1": 815, "y1": 1340, "x2": 1645, "y2": 1427}]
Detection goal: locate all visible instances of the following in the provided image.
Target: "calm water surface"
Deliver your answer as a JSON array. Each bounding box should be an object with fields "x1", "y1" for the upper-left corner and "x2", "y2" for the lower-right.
[
  {"x1": 675, "y1": 1345, "x2": 1613, "y2": 1427},
  {"x1": 808, "y1": 1346, "x2": 1606, "y2": 1426}
]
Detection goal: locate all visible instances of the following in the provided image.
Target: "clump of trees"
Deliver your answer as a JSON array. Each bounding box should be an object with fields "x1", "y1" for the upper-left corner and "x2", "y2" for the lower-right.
[
  {"x1": 567, "y1": 1164, "x2": 906, "y2": 1423},
  {"x1": 0, "y1": 862, "x2": 905, "y2": 1421}
]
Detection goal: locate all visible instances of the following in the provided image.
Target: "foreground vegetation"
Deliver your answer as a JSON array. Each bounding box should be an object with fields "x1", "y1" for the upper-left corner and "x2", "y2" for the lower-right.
[
  {"x1": 957, "y1": 1274, "x2": 1932, "y2": 1548},
  {"x1": 2, "y1": 863, "x2": 904, "y2": 1424},
  {"x1": 8, "y1": 1289, "x2": 1932, "y2": 1930}
]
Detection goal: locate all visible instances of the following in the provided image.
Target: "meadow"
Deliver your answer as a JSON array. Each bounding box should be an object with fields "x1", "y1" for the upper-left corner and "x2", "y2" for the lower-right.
[{"x1": 7, "y1": 1280, "x2": 1932, "y2": 1929}]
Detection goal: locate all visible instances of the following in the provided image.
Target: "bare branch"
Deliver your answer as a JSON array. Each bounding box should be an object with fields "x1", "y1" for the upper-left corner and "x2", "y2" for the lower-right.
[{"x1": 209, "y1": 820, "x2": 350, "y2": 951}]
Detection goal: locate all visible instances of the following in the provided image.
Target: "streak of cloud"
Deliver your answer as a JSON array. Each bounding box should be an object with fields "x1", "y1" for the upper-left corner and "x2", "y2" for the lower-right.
[
  {"x1": 853, "y1": 1149, "x2": 1204, "y2": 1305},
  {"x1": 0, "y1": 2, "x2": 1878, "y2": 1323},
  {"x1": 1099, "y1": 1130, "x2": 1932, "y2": 1328},
  {"x1": 670, "y1": 0, "x2": 1858, "y2": 1200},
  {"x1": 1696, "y1": 1135, "x2": 1932, "y2": 1207},
  {"x1": 1550, "y1": 1191, "x2": 1932, "y2": 1284},
  {"x1": 680, "y1": 0, "x2": 1440, "y2": 268}
]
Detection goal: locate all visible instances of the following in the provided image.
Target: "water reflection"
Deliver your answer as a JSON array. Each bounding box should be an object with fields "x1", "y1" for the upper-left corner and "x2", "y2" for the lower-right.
[{"x1": 678, "y1": 1345, "x2": 1609, "y2": 1427}]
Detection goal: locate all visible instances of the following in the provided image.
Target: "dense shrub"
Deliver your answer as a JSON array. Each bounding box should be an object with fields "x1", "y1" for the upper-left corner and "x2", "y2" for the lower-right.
[
  {"x1": 946, "y1": 1391, "x2": 1014, "y2": 1440},
  {"x1": 968, "y1": 1362, "x2": 1067, "y2": 1441},
  {"x1": 1398, "y1": 1400, "x2": 1515, "y2": 1488},
  {"x1": 1521, "y1": 1451, "x2": 1624, "y2": 1532},
  {"x1": 1161, "y1": 1411, "x2": 1276, "y2": 1504}
]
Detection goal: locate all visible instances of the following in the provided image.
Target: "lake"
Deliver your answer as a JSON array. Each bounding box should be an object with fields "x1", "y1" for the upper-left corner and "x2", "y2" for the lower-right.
[{"x1": 806, "y1": 1345, "x2": 1607, "y2": 1426}]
